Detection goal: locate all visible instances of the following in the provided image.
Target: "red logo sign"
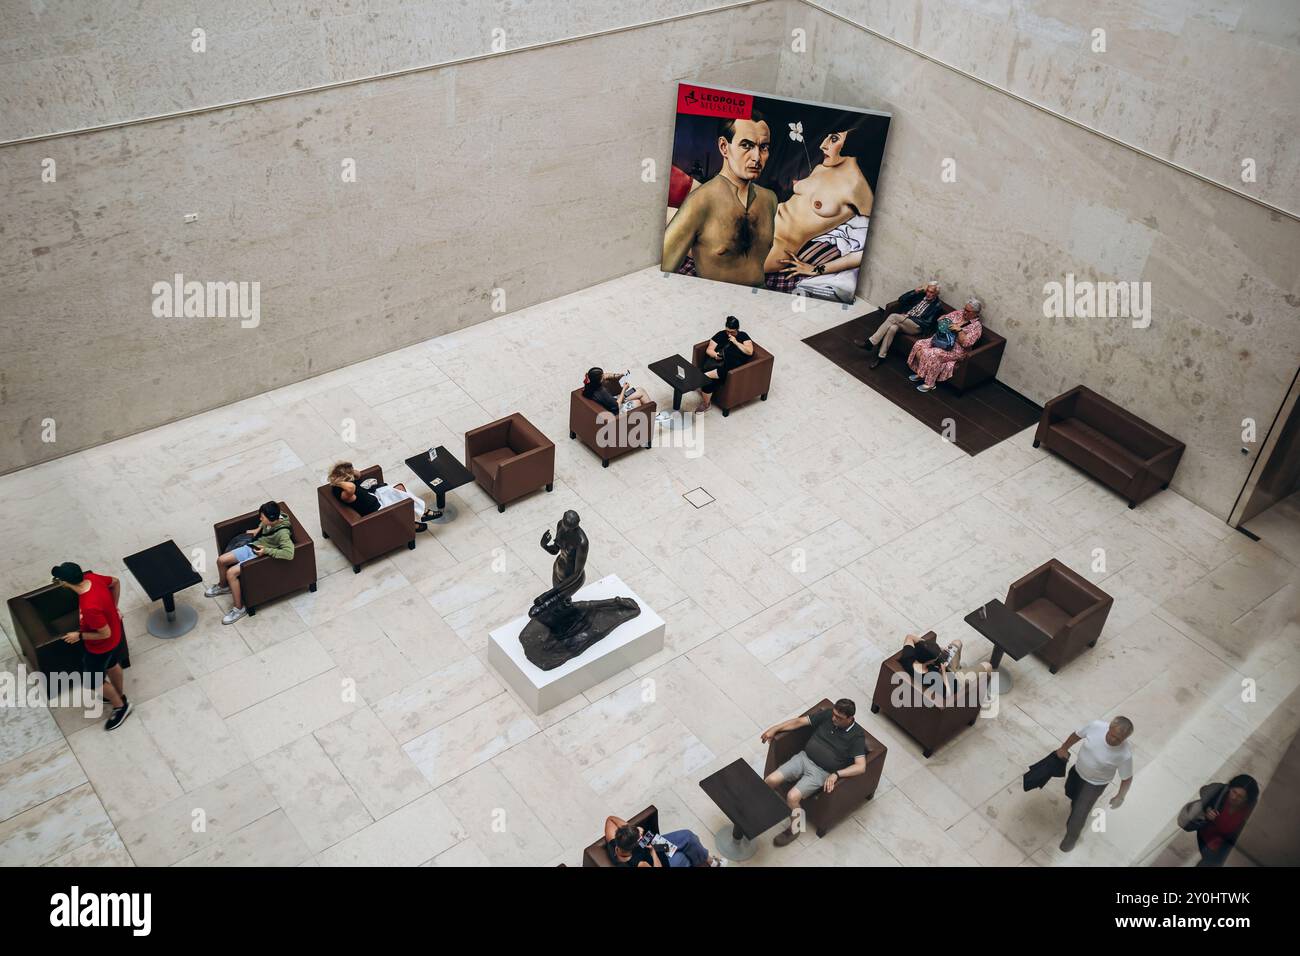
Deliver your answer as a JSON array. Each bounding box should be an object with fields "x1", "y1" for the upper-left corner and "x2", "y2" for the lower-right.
[{"x1": 676, "y1": 84, "x2": 752, "y2": 119}]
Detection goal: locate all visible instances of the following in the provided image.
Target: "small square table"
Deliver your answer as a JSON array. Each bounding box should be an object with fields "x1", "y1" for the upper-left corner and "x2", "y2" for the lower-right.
[
  {"x1": 123, "y1": 540, "x2": 203, "y2": 639},
  {"x1": 699, "y1": 757, "x2": 792, "y2": 861},
  {"x1": 964, "y1": 598, "x2": 1053, "y2": 693},
  {"x1": 648, "y1": 354, "x2": 707, "y2": 428},
  {"x1": 405, "y1": 445, "x2": 475, "y2": 524}
]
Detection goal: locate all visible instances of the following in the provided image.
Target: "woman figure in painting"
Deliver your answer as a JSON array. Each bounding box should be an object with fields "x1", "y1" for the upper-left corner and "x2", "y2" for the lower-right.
[{"x1": 765, "y1": 115, "x2": 877, "y2": 294}]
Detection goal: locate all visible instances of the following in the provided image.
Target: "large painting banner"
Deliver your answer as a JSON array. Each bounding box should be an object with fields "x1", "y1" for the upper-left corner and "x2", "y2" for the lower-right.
[{"x1": 662, "y1": 83, "x2": 890, "y2": 303}]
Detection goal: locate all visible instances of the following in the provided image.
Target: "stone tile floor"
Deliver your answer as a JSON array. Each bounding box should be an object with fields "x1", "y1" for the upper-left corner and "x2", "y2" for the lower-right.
[{"x1": 1, "y1": 268, "x2": 1297, "y2": 867}]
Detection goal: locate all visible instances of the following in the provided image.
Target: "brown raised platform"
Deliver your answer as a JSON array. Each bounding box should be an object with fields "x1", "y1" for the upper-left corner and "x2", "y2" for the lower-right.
[{"x1": 802, "y1": 310, "x2": 1040, "y2": 456}]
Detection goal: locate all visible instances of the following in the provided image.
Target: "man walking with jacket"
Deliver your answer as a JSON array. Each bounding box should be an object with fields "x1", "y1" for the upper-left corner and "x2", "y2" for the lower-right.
[{"x1": 1055, "y1": 716, "x2": 1135, "y2": 852}]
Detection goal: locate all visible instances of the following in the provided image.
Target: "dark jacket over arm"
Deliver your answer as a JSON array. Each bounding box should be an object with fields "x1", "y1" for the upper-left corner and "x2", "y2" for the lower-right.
[{"x1": 1023, "y1": 751, "x2": 1068, "y2": 791}]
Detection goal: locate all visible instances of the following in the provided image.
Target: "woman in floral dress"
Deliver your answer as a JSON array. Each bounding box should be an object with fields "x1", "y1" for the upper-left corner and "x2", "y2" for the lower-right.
[{"x1": 907, "y1": 298, "x2": 983, "y2": 393}]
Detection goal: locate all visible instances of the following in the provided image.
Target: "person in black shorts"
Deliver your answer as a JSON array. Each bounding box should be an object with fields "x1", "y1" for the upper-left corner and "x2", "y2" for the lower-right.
[{"x1": 698, "y1": 315, "x2": 754, "y2": 411}]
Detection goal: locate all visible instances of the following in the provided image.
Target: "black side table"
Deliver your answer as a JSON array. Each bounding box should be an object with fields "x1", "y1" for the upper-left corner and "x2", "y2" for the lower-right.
[
  {"x1": 123, "y1": 540, "x2": 203, "y2": 638},
  {"x1": 648, "y1": 354, "x2": 707, "y2": 428},
  {"x1": 405, "y1": 446, "x2": 475, "y2": 524},
  {"x1": 699, "y1": 757, "x2": 792, "y2": 861},
  {"x1": 963, "y1": 598, "x2": 1053, "y2": 693}
]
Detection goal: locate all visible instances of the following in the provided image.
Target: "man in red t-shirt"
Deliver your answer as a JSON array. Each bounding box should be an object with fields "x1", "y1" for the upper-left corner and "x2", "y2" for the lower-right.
[{"x1": 51, "y1": 562, "x2": 131, "y2": 730}]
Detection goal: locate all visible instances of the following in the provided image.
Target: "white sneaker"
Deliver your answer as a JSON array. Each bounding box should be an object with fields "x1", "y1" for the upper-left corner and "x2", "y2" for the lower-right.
[
  {"x1": 709, "y1": 856, "x2": 728, "y2": 867},
  {"x1": 221, "y1": 606, "x2": 248, "y2": 625},
  {"x1": 204, "y1": 584, "x2": 230, "y2": 598}
]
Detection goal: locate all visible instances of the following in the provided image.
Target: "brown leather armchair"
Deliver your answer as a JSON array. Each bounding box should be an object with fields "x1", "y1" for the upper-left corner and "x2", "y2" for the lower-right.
[
  {"x1": 568, "y1": 388, "x2": 655, "y2": 467},
  {"x1": 1006, "y1": 559, "x2": 1113, "y2": 673},
  {"x1": 884, "y1": 298, "x2": 1007, "y2": 393},
  {"x1": 213, "y1": 502, "x2": 317, "y2": 615},
  {"x1": 8, "y1": 582, "x2": 131, "y2": 676},
  {"x1": 317, "y1": 465, "x2": 417, "y2": 573},
  {"x1": 871, "y1": 634, "x2": 980, "y2": 758},
  {"x1": 466, "y1": 413, "x2": 555, "y2": 512},
  {"x1": 1034, "y1": 385, "x2": 1185, "y2": 508},
  {"x1": 582, "y1": 806, "x2": 660, "y2": 867},
  {"x1": 691, "y1": 339, "x2": 773, "y2": 416},
  {"x1": 764, "y1": 698, "x2": 886, "y2": 837}
]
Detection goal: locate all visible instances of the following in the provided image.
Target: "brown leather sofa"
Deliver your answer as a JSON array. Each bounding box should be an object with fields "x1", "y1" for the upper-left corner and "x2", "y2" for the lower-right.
[
  {"x1": 691, "y1": 339, "x2": 773, "y2": 416},
  {"x1": 1034, "y1": 385, "x2": 1185, "y2": 508},
  {"x1": 871, "y1": 634, "x2": 981, "y2": 758},
  {"x1": 584, "y1": 805, "x2": 692, "y2": 867},
  {"x1": 213, "y1": 502, "x2": 317, "y2": 615},
  {"x1": 568, "y1": 388, "x2": 655, "y2": 467},
  {"x1": 877, "y1": 298, "x2": 1007, "y2": 393},
  {"x1": 8, "y1": 581, "x2": 131, "y2": 676},
  {"x1": 764, "y1": 698, "x2": 886, "y2": 837},
  {"x1": 317, "y1": 465, "x2": 417, "y2": 573},
  {"x1": 1006, "y1": 559, "x2": 1113, "y2": 674},
  {"x1": 466, "y1": 413, "x2": 555, "y2": 512}
]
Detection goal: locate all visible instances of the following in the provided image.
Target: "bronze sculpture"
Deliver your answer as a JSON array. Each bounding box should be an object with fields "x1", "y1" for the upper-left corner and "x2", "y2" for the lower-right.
[{"x1": 520, "y1": 511, "x2": 640, "y2": 670}]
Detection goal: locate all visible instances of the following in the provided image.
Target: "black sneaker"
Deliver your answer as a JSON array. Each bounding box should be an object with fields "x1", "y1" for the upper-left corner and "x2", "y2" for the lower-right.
[{"x1": 105, "y1": 700, "x2": 132, "y2": 731}]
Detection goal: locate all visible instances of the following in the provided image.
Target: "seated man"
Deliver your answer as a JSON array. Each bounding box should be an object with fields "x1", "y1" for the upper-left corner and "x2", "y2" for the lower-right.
[
  {"x1": 204, "y1": 501, "x2": 295, "y2": 625},
  {"x1": 760, "y1": 698, "x2": 868, "y2": 847},
  {"x1": 602, "y1": 815, "x2": 724, "y2": 867},
  {"x1": 697, "y1": 315, "x2": 754, "y2": 411},
  {"x1": 855, "y1": 279, "x2": 946, "y2": 368}
]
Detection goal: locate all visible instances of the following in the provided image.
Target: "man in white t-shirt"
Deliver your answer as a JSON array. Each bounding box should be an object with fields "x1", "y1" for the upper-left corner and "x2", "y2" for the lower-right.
[{"x1": 1054, "y1": 716, "x2": 1135, "y2": 852}]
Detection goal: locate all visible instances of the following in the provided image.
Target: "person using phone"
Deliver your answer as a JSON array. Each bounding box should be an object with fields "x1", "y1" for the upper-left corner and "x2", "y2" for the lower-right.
[
  {"x1": 697, "y1": 315, "x2": 754, "y2": 411},
  {"x1": 603, "y1": 815, "x2": 724, "y2": 867},
  {"x1": 582, "y1": 366, "x2": 650, "y2": 414},
  {"x1": 204, "y1": 500, "x2": 297, "y2": 625}
]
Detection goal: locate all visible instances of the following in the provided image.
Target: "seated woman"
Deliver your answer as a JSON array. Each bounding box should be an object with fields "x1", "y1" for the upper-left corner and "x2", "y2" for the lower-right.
[
  {"x1": 603, "y1": 815, "x2": 724, "y2": 868},
  {"x1": 204, "y1": 501, "x2": 295, "y2": 625},
  {"x1": 582, "y1": 366, "x2": 650, "y2": 415},
  {"x1": 907, "y1": 298, "x2": 983, "y2": 393},
  {"x1": 327, "y1": 461, "x2": 439, "y2": 532},
  {"x1": 698, "y1": 315, "x2": 754, "y2": 411},
  {"x1": 899, "y1": 633, "x2": 992, "y2": 700}
]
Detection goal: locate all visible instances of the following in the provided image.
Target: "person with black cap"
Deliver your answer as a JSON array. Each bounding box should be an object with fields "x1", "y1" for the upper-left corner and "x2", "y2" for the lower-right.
[
  {"x1": 697, "y1": 315, "x2": 753, "y2": 411},
  {"x1": 51, "y1": 562, "x2": 130, "y2": 731},
  {"x1": 204, "y1": 501, "x2": 296, "y2": 625}
]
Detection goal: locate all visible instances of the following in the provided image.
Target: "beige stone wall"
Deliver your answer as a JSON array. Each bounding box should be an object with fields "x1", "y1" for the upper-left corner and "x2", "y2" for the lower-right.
[
  {"x1": 0, "y1": 2, "x2": 785, "y2": 472},
  {"x1": 780, "y1": 4, "x2": 1300, "y2": 519},
  {"x1": 801, "y1": 0, "x2": 1300, "y2": 210},
  {"x1": 0, "y1": 0, "x2": 754, "y2": 140}
]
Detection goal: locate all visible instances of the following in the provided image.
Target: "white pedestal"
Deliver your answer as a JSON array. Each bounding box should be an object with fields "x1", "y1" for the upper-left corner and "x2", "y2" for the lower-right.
[{"x1": 488, "y1": 574, "x2": 665, "y2": 714}]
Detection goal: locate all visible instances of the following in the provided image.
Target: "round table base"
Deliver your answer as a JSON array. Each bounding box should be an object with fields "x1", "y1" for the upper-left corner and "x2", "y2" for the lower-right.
[
  {"x1": 655, "y1": 410, "x2": 694, "y2": 430},
  {"x1": 427, "y1": 502, "x2": 459, "y2": 525},
  {"x1": 991, "y1": 667, "x2": 1012, "y2": 694},
  {"x1": 713, "y1": 824, "x2": 760, "y2": 862},
  {"x1": 146, "y1": 603, "x2": 198, "y2": 639}
]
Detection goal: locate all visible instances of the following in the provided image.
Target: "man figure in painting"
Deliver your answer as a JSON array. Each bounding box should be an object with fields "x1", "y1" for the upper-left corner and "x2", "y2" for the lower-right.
[{"x1": 662, "y1": 112, "x2": 778, "y2": 287}]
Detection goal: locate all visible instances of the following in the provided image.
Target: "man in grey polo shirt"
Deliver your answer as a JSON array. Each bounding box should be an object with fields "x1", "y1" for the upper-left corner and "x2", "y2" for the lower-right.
[
  {"x1": 1054, "y1": 716, "x2": 1135, "y2": 852},
  {"x1": 760, "y1": 699, "x2": 869, "y2": 847}
]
